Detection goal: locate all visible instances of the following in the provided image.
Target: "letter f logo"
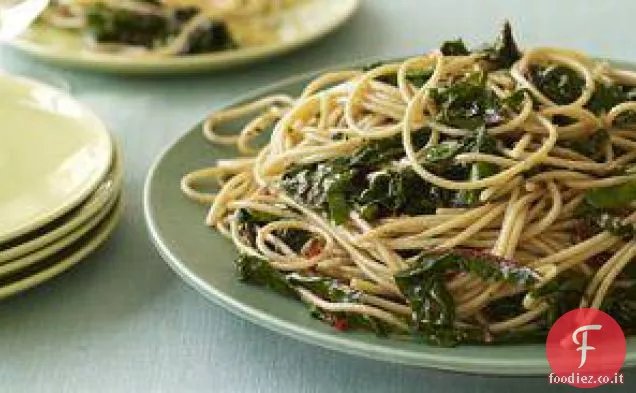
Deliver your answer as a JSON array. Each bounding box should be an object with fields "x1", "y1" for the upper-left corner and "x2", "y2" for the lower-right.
[{"x1": 572, "y1": 325, "x2": 602, "y2": 368}]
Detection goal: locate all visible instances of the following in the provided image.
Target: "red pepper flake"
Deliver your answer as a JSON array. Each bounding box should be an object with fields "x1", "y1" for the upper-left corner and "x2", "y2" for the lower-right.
[
  {"x1": 303, "y1": 239, "x2": 325, "y2": 258},
  {"x1": 333, "y1": 318, "x2": 349, "y2": 331}
]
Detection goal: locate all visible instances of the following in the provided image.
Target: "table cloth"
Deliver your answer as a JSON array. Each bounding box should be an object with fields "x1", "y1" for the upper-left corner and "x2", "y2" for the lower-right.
[{"x1": 2, "y1": 1, "x2": 636, "y2": 391}]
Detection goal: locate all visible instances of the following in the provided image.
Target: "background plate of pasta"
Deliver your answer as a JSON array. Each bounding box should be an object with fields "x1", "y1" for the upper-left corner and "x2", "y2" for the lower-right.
[
  {"x1": 8, "y1": 0, "x2": 359, "y2": 73},
  {"x1": 144, "y1": 25, "x2": 636, "y2": 373}
]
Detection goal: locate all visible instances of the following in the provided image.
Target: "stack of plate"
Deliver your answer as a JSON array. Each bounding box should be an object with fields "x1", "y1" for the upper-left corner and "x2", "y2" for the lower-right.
[{"x1": 0, "y1": 74, "x2": 122, "y2": 300}]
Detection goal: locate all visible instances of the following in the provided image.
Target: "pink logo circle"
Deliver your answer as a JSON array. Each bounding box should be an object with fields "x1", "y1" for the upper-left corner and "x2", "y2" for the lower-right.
[{"x1": 546, "y1": 308, "x2": 626, "y2": 388}]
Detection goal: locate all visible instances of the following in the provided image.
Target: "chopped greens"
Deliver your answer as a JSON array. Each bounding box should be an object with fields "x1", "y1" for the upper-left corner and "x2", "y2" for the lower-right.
[
  {"x1": 502, "y1": 89, "x2": 528, "y2": 112},
  {"x1": 287, "y1": 274, "x2": 360, "y2": 303},
  {"x1": 362, "y1": 62, "x2": 434, "y2": 88},
  {"x1": 235, "y1": 256, "x2": 397, "y2": 336},
  {"x1": 280, "y1": 159, "x2": 359, "y2": 225},
  {"x1": 481, "y1": 22, "x2": 522, "y2": 69},
  {"x1": 85, "y1": 4, "x2": 170, "y2": 48},
  {"x1": 310, "y1": 307, "x2": 394, "y2": 336},
  {"x1": 281, "y1": 128, "x2": 500, "y2": 224},
  {"x1": 482, "y1": 292, "x2": 567, "y2": 344},
  {"x1": 584, "y1": 180, "x2": 636, "y2": 210},
  {"x1": 405, "y1": 69, "x2": 435, "y2": 88},
  {"x1": 588, "y1": 83, "x2": 633, "y2": 114},
  {"x1": 358, "y1": 168, "x2": 453, "y2": 220},
  {"x1": 602, "y1": 283, "x2": 636, "y2": 329},
  {"x1": 394, "y1": 250, "x2": 538, "y2": 346},
  {"x1": 183, "y1": 20, "x2": 237, "y2": 54},
  {"x1": 236, "y1": 208, "x2": 279, "y2": 225},
  {"x1": 439, "y1": 22, "x2": 521, "y2": 69},
  {"x1": 560, "y1": 130, "x2": 609, "y2": 162},
  {"x1": 440, "y1": 39, "x2": 470, "y2": 56},
  {"x1": 454, "y1": 127, "x2": 499, "y2": 206},
  {"x1": 530, "y1": 65, "x2": 636, "y2": 124},
  {"x1": 430, "y1": 72, "x2": 507, "y2": 130},
  {"x1": 84, "y1": 4, "x2": 236, "y2": 53},
  {"x1": 350, "y1": 130, "x2": 430, "y2": 167},
  {"x1": 280, "y1": 129, "x2": 436, "y2": 224},
  {"x1": 236, "y1": 208, "x2": 311, "y2": 253},
  {"x1": 528, "y1": 65, "x2": 585, "y2": 105},
  {"x1": 530, "y1": 275, "x2": 588, "y2": 327},
  {"x1": 288, "y1": 274, "x2": 397, "y2": 335},
  {"x1": 361, "y1": 62, "x2": 398, "y2": 86},
  {"x1": 577, "y1": 188, "x2": 636, "y2": 240},
  {"x1": 277, "y1": 229, "x2": 313, "y2": 254},
  {"x1": 579, "y1": 207, "x2": 636, "y2": 240},
  {"x1": 235, "y1": 255, "x2": 299, "y2": 298},
  {"x1": 587, "y1": 83, "x2": 636, "y2": 125},
  {"x1": 484, "y1": 293, "x2": 527, "y2": 321}
]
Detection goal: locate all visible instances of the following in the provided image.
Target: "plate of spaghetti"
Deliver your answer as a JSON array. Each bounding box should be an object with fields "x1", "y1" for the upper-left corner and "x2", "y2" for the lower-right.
[
  {"x1": 144, "y1": 24, "x2": 636, "y2": 373},
  {"x1": 9, "y1": 0, "x2": 359, "y2": 73}
]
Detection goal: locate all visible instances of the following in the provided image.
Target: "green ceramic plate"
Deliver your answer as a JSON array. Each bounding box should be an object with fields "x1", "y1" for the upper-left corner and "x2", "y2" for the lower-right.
[
  {"x1": 143, "y1": 67, "x2": 636, "y2": 375},
  {"x1": 9, "y1": 0, "x2": 359, "y2": 74},
  {"x1": 0, "y1": 74, "x2": 113, "y2": 244},
  {"x1": 0, "y1": 142, "x2": 123, "y2": 264},
  {"x1": 0, "y1": 181, "x2": 119, "y2": 277},
  {"x1": 0, "y1": 194, "x2": 122, "y2": 300}
]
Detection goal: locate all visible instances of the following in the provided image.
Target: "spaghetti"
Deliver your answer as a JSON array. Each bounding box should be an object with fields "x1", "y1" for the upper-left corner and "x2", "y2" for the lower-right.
[
  {"x1": 42, "y1": 0, "x2": 294, "y2": 56},
  {"x1": 182, "y1": 24, "x2": 636, "y2": 345}
]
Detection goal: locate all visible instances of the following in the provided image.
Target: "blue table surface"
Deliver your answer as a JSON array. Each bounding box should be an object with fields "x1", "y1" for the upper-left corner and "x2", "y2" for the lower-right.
[{"x1": 1, "y1": 1, "x2": 636, "y2": 392}]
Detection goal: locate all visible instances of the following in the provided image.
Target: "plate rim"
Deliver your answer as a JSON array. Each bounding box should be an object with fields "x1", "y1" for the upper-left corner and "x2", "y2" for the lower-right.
[
  {"x1": 143, "y1": 57, "x2": 636, "y2": 375},
  {"x1": 0, "y1": 141, "x2": 123, "y2": 264},
  {"x1": 8, "y1": 0, "x2": 360, "y2": 74},
  {"x1": 0, "y1": 74, "x2": 114, "y2": 243},
  {"x1": 0, "y1": 179, "x2": 120, "y2": 277},
  {"x1": 0, "y1": 194, "x2": 123, "y2": 300}
]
